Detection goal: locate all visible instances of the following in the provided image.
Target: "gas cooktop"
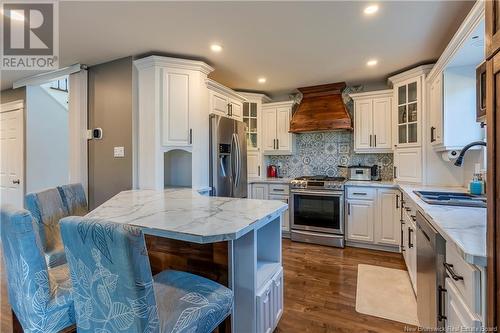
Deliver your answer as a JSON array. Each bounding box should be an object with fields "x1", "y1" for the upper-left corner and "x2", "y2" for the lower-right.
[{"x1": 290, "y1": 175, "x2": 346, "y2": 190}]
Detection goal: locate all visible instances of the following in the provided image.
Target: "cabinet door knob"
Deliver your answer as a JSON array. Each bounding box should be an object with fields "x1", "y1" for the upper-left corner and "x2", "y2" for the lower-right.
[{"x1": 12, "y1": 179, "x2": 20, "y2": 185}]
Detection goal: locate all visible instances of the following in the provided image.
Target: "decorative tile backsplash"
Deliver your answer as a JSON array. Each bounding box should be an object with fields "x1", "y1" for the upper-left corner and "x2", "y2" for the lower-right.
[
  {"x1": 266, "y1": 132, "x2": 394, "y2": 180},
  {"x1": 265, "y1": 87, "x2": 394, "y2": 180}
]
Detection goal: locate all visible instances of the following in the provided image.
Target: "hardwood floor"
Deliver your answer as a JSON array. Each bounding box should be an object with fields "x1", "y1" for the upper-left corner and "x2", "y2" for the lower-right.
[
  {"x1": 276, "y1": 239, "x2": 414, "y2": 333},
  {"x1": 1, "y1": 240, "x2": 414, "y2": 333}
]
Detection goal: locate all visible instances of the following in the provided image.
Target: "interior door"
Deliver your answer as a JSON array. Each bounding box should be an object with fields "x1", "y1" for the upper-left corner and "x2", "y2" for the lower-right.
[
  {"x1": 0, "y1": 107, "x2": 24, "y2": 208},
  {"x1": 372, "y1": 97, "x2": 392, "y2": 149}
]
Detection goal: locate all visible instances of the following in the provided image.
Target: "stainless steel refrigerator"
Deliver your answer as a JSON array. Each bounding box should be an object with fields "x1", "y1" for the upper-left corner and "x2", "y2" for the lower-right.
[{"x1": 209, "y1": 114, "x2": 248, "y2": 198}]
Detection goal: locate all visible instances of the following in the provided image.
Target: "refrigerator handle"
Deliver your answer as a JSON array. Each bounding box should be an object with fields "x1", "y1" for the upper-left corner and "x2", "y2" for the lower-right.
[
  {"x1": 234, "y1": 133, "x2": 241, "y2": 187},
  {"x1": 231, "y1": 133, "x2": 237, "y2": 188}
]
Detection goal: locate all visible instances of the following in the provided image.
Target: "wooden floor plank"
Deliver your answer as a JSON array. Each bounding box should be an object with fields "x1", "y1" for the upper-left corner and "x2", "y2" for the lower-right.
[{"x1": 1, "y1": 239, "x2": 415, "y2": 333}]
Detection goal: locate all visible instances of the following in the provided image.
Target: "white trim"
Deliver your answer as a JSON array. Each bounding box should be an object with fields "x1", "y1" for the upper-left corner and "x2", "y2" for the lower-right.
[
  {"x1": 133, "y1": 55, "x2": 214, "y2": 75},
  {"x1": 387, "y1": 64, "x2": 434, "y2": 85},
  {"x1": 262, "y1": 100, "x2": 295, "y2": 108},
  {"x1": 237, "y1": 91, "x2": 272, "y2": 103},
  {"x1": 427, "y1": 0, "x2": 485, "y2": 83},
  {"x1": 13, "y1": 64, "x2": 84, "y2": 89},
  {"x1": 206, "y1": 78, "x2": 247, "y2": 102},
  {"x1": 68, "y1": 70, "x2": 88, "y2": 197},
  {"x1": 349, "y1": 89, "x2": 393, "y2": 100},
  {"x1": 0, "y1": 100, "x2": 24, "y2": 113}
]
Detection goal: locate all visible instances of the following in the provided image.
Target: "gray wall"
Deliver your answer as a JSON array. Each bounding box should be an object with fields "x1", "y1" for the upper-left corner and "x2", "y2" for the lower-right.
[
  {"x1": 88, "y1": 57, "x2": 133, "y2": 209},
  {"x1": 26, "y1": 85, "x2": 69, "y2": 193}
]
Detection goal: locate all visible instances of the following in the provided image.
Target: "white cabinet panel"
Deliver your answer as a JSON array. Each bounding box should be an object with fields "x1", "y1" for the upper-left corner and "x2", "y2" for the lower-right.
[
  {"x1": 351, "y1": 90, "x2": 392, "y2": 153},
  {"x1": 354, "y1": 100, "x2": 373, "y2": 150},
  {"x1": 247, "y1": 151, "x2": 261, "y2": 178},
  {"x1": 276, "y1": 107, "x2": 291, "y2": 152},
  {"x1": 256, "y1": 281, "x2": 273, "y2": 333},
  {"x1": 272, "y1": 268, "x2": 284, "y2": 325},
  {"x1": 230, "y1": 99, "x2": 243, "y2": 121},
  {"x1": 346, "y1": 199, "x2": 375, "y2": 243},
  {"x1": 394, "y1": 147, "x2": 422, "y2": 183},
  {"x1": 269, "y1": 194, "x2": 289, "y2": 232},
  {"x1": 262, "y1": 108, "x2": 277, "y2": 152},
  {"x1": 376, "y1": 189, "x2": 401, "y2": 246},
  {"x1": 251, "y1": 184, "x2": 269, "y2": 200},
  {"x1": 429, "y1": 74, "x2": 443, "y2": 146},
  {"x1": 372, "y1": 97, "x2": 392, "y2": 149},
  {"x1": 211, "y1": 91, "x2": 229, "y2": 117},
  {"x1": 162, "y1": 72, "x2": 190, "y2": 146},
  {"x1": 262, "y1": 101, "x2": 295, "y2": 155},
  {"x1": 445, "y1": 278, "x2": 481, "y2": 331}
]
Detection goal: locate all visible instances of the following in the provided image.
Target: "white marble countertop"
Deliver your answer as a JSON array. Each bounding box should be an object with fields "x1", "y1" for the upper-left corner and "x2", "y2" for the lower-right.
[
  {"x1": 248, "y1": 177, "x2": 292, "y2": 184},
  {"x1": 86, "y1": 188, "x2": 288, "y2": 244},
  {"x1": 398, "y1": 184, "x2": 486, "y2": 266}
]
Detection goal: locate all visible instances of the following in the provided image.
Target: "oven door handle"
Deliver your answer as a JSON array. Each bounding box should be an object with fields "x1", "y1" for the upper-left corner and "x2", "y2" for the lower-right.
[{"x1": 290, "y1": 190, "x2": 344, "y2": 196}]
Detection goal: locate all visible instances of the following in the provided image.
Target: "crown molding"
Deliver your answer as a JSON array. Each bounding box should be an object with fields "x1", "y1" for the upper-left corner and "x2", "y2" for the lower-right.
[
  {"x1": 262, "y1": 100, "x2": 295, "y2": 108},
  {"x1": 237, "y1": 91, "x2": 272, "y2": 103},
  {"x1": 134, "y1": 55, "x2": 214, "y2": 75},
  {"x1": 388, "y1": 64, "x2": 435, "y2": 85},
  {"x1": 427, "y1": 0, "x2": 484, "y2": 83},
  {"x1": 349, "y1": 89, "x2": 393, "y2": 100},
  {"x1": 205, "y1": 79, "x2": 247, "y2": 101}
]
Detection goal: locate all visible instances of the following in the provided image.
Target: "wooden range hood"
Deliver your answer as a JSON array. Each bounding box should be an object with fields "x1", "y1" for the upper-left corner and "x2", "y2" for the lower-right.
[{"x1": 289, "y1": 82, "x2": 353, "y2": 133}]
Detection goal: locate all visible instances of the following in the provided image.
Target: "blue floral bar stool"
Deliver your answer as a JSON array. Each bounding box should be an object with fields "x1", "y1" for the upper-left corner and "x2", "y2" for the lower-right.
[
  {"x1": 60, "y1": 216, "x2": 233, "y2": 333},
  {"x1": 57, "y1": 183, "x2": 88, "y2": 216},
  {"x1": 0, "y1": 206, "x2": 75, "y2": 332},
  {"x1": 25, "y1": 188, "x2": 69, "y2": 268}
]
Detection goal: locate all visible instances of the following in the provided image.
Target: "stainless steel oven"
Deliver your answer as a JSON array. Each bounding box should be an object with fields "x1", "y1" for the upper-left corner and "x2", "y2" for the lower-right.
[{"x1": 290, "y1": 188, "x2": 345, "y2": 247}]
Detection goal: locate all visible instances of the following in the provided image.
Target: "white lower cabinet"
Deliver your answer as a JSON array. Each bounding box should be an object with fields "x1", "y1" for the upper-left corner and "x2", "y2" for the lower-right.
[
  {"x1": 251, "y1": 184, "x2": 269, "y2": 200},
  {"x1": 346, "y1": 199, "x2": 375, "y2": 243},
  {"x1": 445, "y1": 278, "x2": 481, "y2": 331},
  {"x1": 257, "y1": 268, "x2": 283, "y2": 333},
  {"x1": 249, "y1": 183, "x2": 290, "y2": 234},
  {"x1": 248, "y1": 151, "x2": 261, "y2": 178},
  {"x1": 346, "y1": 187, "x2": 401, "y2": 251}
]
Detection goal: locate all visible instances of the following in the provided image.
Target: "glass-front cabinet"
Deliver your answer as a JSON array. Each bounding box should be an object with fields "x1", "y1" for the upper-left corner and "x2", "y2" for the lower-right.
[
  {"x1": 395, "y1": 79, "x2": 421, "y2": 147},
  {"x1": 243, "y1": 102, "x2": 258, "y2": 150}
]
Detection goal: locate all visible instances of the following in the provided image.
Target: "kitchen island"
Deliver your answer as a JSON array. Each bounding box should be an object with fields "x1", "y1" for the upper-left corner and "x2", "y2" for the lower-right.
[{"x1": 87, "y1": 188, "x2": 287, "y2": 333}]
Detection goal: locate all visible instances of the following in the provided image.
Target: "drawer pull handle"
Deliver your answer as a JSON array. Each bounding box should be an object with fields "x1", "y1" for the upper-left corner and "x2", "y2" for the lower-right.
[
  {"x1": 410, "y1": 215, "x2": 416, "y2": 222},
  {"x1": 273, "y1": 189, "x2": 285, "y2": 192},
  {"x1": 353, "y1": 192, "x2": 367, "y2": 196},
  {"x1": 405, "y1": 207, "x2": 411, "y2": 212},
  {"x1": 438, "y1": 285, "x2": 447, "y2": 321},
  {"x1": 444, "y1": 263, "x2": 464, "y2": 281}
]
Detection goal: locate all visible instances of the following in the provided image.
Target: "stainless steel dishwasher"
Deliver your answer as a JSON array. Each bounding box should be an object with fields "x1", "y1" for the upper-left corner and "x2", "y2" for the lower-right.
[{"x1": 416, "y1": 211, "x2": 446, "y2": 329}]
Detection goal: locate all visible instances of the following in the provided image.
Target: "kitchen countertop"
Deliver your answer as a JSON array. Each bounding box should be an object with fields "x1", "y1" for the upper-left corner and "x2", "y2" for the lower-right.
[
  {"x1": 248, "y1": 177, "x2": 292, "y2": 184},
  {"x1": 86, "y1": 188, "x2": 287, "y2": 244},
  {"x1": 399, "y1": 184, "x2": 486, "y2": 267}
]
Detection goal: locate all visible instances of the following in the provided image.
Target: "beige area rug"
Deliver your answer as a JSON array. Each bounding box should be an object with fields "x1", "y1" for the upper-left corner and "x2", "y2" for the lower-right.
[{"x1": 356, "y1": 264, "x2": 419, "y2": 326}]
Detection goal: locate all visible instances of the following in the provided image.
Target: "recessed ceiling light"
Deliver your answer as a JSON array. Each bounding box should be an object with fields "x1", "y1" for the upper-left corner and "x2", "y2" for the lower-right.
[
  {"x1": 366, "y1": 59, "x2": 378, "y2": 67},
  {"x1": 364, "y1": 4, "x2": 379, "y2": 15},
  {"x1": 210, "y1": 44, "x2": 223, "y2": 53},
  {"x1": 258, "y1": 77, "x2": 267, "y2": 84}
]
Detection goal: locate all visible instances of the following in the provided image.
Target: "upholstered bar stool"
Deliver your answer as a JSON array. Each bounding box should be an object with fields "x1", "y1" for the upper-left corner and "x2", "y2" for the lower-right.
[
  {"x1": 25, "y1": 188, "x2": 69, "y2": 268},
  {"x1": 60, "y1": 216, "x2": 233, "y2": 333},
  {"x1": 0, "y1": 206, "x2": 75, "y2": 332},
  {"x1": 57, "y1": 183, "x2": 88, "y2": 216}
]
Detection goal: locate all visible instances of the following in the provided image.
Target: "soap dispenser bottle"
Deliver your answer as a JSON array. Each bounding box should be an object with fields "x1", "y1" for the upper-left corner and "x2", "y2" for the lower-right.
[{"x1": 469, "y1": 164, "x2": 483, "y2": 195}]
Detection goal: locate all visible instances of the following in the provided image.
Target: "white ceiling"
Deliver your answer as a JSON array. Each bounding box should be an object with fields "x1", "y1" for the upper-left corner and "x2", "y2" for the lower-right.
[{"x1": 1, "y1": 1, "x2": 474, "y2": 97}]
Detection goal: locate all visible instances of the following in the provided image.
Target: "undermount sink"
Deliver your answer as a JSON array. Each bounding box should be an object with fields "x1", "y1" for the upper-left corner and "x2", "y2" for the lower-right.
[{"x1": 414, "y1": 191, "x2": 486, "y2": 208}]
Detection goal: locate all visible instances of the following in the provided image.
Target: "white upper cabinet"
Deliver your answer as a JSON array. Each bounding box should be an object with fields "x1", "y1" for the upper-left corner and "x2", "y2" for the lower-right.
[
  {"x1": 134, "y1": 56, "x2": 214, "y2": 190},
  {"x1": 207, "y1": 79, "x2": 246, "y2": 121},
  {"x1": 350, "y1": 90, "x2": 392, "y2": 153},
  {"x1": 262, "y1": 101, "x2": 295, "y2": 155},
  {"x1": 389, "y1": 65, "x2": 433, "y2": 184},
  {"x1": 426, "y1": 15, "x2": 485, "y2": 152}
]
